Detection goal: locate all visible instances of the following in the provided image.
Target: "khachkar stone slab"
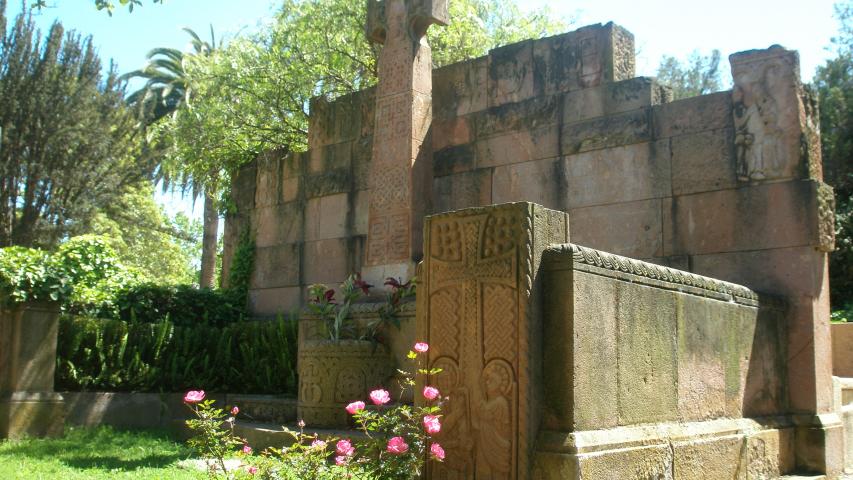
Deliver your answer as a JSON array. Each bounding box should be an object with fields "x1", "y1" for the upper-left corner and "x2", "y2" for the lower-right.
[
  {"x1": 417, "y1": 202, "x2": 569, "y2": 479},
  {"x1": 731, "y1": 45, "x2": 823, "y2": 183},
  {"x1": 363, "y1": 0, "x2": 448, "y2": 284},
  {"x1": 0, "y1": 302, "x2": 65, "y2": 439}
]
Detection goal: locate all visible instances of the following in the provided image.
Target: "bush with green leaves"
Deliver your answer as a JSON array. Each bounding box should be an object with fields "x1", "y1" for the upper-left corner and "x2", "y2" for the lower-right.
[
  {"x1": 56, "y1": 314, "x2": 298, "y2": 394},
  {"x1": 0, "y1": 246, "x2": 71, "y2": 306},
  {"x1": 108, "y1": 284, "x2": 246, "y2": 327}
]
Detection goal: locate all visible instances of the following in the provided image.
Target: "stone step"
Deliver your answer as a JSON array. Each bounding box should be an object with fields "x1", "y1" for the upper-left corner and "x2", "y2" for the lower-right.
[{"x1": 779, "y1": 475, "x2": 826, "y2": 480}]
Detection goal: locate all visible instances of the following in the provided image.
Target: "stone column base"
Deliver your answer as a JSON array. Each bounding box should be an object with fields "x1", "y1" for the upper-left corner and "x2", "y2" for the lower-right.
[
  {"x1": 0, "y1": 392, "x2": 65, "y2": 439},
  {"x1": 793, "y1": 413, "x2": 844, "y2": 478},
  {"x1": 533, "y1": 417, "x2": 798, "y2": 479}
]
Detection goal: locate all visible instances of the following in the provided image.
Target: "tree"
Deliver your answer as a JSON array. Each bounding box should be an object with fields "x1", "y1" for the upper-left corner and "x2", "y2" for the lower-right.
[
  {"x1": 124, "y1": 27, "x2": 221, "y2": 288},
  {"x1": 151, "y1": 0, "x2": 568, "y2": 221},
  {"x1": 656, "y1": 50, "x2": 723, "y2": 100},
  {"x1": 0, "y1": 1, "x2": 157, "y2": 247},
  {"x1": 32, "y1": 0, "x2": 163, "y2": 15},
  {"x1": 815, "y1": 0, "x2": 853, "y2": 308}
]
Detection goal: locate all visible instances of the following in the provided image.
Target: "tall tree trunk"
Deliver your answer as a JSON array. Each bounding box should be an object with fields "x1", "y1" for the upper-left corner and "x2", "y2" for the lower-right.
[{"x1": 199, "y1": 189, "x2": 219, "y2": 288}]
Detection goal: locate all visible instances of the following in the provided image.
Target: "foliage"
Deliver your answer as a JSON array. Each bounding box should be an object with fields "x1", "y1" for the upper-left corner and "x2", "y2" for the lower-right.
[
  {"x1": 815, "y1": 0, "x2": 853, "y2": 308},
  {"x1": 655, "y1": 49, "x2": 723, "y2": 100},
  {"x1": 31, "y1": 0, "x2": 165, "y2": 15},
  {"x1": 224, "y1": 228, "x2": 254, "y2": 306},
  {"x1": 0, "y1": 426, "x2": 201, "y2": 480},
  {"x1": 368, "y1": 277, "x2": 416, "y2": 342},
  {"x1": 187, "y1": 342, "x2": 445, "y2": 480},
  {"x1": 107, "y1": 284, "x2": 246, "y2": 327},
  {"x1": 832, "y1": 304, "x2": 853, "y2": 323},
  {"x1": 56, "y1": 314, "x2": 299, "y2": 394},
  {"x1": 0, "y1": 245, "x2": 71, "y2": 305},
  {"x1": 307, "y1": 274, "x2": 371, "y2": 342},
  {"x1": 0, "y1": 3, "x2": 157, "y2": 247}
]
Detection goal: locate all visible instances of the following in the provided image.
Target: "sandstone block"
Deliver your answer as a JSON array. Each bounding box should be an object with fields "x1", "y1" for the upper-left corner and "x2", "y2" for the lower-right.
[
  {"x1": 432, "y1": 116, "x2": 473, "y2": 151},
  {"x1": 471, "y1": 94, "x2": 559, "y2": 139},
  {"x1": 672, "y1": 435, "x2": 745, "y2": 480},
  {"x1": 562, "y1": 77, "x2": 665, "y2": 125},
  {"x1": 433, "y1": 170, "x2": 492, "y2": 214},
  {"x1": 832, "y1": 323, "x2": 853, "y2": 377},
  {"x1": 309, "y1": 141, "x2": 352, "y2": 174},
  {"x1": 562, "y1": 141, "x2": 671, "y2": 209},
  {"x1": 653, "y1": 91, "x2": 733, "y2": 139},
  {"x1": 488, "y1": 39, "x2": 535, "y2": 107},
  {"x1": 248, "y1": 287, "x2": 302, "y2": 316},
  {"x1": 254, "y1": 152, "x2": 282, "y2": 208},
  {"x1": 568, "y1": 199, "x2": 664, "y2": 259},
  {"x1": 302, "y1": 238, "x2": 349, "y2": 285},
  {"x1": 671, "y1": 128, "x2": 738, "y2": 195},
  {"x1": 616, "y1": 281, "x2": 678, "y2": 425},
  {"x1": 433, "y1": 57, "x2": 488, "y2": 118},
  {"x1": 433, "y1": 143, "x2": 476, "y2": 177},
  {"x1": 231, "y1": 162, "x2": 257, "y2": 211},
  {"x1": 575, "y1": 444, "x2": 673, "y2": 480},
  {"x1": 250, "y1": 244, "x2": 300, "y2": 289},
  {"x1": 746, "y1": 428, "x2": 795, "y2": 477},
  {"x1": 281, "y1": 151, "x2": 305, "y2": 179},
  {"x1": 0, "y1": 393, "x2": 64, "y2": 439},
  {"x1": 476, "y1": 125, "x2": 559, "y2": 168},
  {"x1": 491, "y1": 158, "x2": 561, "y2": 210},
  {"x1": 302, "y1": 168, "x2": 351, "y2": 199},
  {"x1": 353, "y1": 190, "x2": 369, "y2": 236},
  {"x1": 254, "y1": 204, "x2": 303, "y2": 248},
  {"x1": 561, "y1": 108, "x2": 651, "y2": 154},
  {"x1": 352, "y1": 136, "x2": 373, "y2": 191},
  {"x1": 281, "y1": 178, "x2": 300, "y2": 203},
  {"x1": 676, "y1": 295, "x2": 729, "y2": 421}
]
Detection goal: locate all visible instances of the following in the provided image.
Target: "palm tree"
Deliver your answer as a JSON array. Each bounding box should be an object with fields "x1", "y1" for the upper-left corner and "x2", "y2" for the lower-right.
[{"x1": 124, "y1": 27, "x2": 221, "y2": 289}]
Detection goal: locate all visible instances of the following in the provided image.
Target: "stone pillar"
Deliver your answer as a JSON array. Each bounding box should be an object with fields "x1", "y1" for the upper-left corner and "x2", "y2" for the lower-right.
[
  {"x1": 0, "y1": 302, "x2": 65, "y2": 439},
  {"x1": 362, "y1": 0, "x2": 448, "y2": 286},
  {"x1": 417, "y1": 202, "x2": 569, "y2": 479},
  {"x1": 731, "y1": 46, "x2": 842, "y2": 476}
]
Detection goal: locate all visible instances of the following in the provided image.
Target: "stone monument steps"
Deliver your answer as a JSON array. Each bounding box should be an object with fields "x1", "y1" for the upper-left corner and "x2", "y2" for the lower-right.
[{"x1": 779, "y1": 474, "x2": 827, "y2": 480}]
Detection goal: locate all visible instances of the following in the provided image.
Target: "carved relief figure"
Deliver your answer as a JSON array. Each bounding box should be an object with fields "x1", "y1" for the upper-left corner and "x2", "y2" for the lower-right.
[
  {"x1": 474, "y1": 359, "x2": 514, "y2": 479},
  {"x1": 733, "y1": 63, "x2": 786, "y2": 182},
  {"x1": 298, "y1": 359, "x2": 323, "y2": 405},
  {"x1": 334, "y1": 367, "x2": 366, "y2": 403},
  {"x1": 432, "y1": 357, "x2": 473, "y2": 479}
]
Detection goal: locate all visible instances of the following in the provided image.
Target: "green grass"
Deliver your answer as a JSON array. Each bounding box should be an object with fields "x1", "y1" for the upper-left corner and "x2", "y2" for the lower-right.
[{"x1": 0, "y1": 426, "x2": 204, "y2": 480}]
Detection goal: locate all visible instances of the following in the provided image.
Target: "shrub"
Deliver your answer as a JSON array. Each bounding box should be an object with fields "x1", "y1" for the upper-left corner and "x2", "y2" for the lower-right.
[
  {"x1": 56, "y1": 314, "x2": 298, "y2": 394},
  {"x1": 109, "y1": 284, "x2": 247, "y2": 327},
  {"x1": 0, "y1": 246, "x2": 71, "y2": 305}
]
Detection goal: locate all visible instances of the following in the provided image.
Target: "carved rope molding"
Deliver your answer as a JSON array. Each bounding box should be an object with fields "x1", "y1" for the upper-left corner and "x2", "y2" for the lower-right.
[{"x1": 545, "y1": 243, "x2": 761, "y2": 305}]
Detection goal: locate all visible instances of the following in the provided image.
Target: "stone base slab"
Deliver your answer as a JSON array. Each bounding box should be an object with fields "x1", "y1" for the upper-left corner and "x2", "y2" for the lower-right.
[
  {"x1": 0, "y1": 392, "x2": 65, "y2": 439},
  {"x1": 792, "y1": 413, "x2": 844, "y2": 478},
  {"x1": 534, "y1": 417, "x2": 798, "y2": 479}
]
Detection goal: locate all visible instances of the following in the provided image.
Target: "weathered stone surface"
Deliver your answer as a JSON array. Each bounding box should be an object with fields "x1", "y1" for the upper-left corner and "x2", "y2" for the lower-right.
[
  {"x1": 561, "y1": 108, "x2": 651, "y2": 154},
  {"x1": 434, "y1": 143, "x2": 476, "y2": 176},
  {"x1": 302, "y1": 239, "x2": 349, "y2": 285},
  {"x1": 433, "y1": 57, "x2": 488, "y2": 118},
  {"x1": 832, "y1": 323, "x2": 853, "y2": 378},
  {"x1": 663, "y1": 180, "x2": 830, "y2": 256},
  {"x1": 251, "y1": 244, "x2": 300, "y2": 289},
  {"x1": 746, "y1": 428, "x2": 796, "y2": 477},
  {"x1": 671, "y1": 128, "x2": 738, "y2": 195},
  {"x1": 491, "y1": 158, "x2": 561, "y2": 210},
  {"x1": 489, "y1": 40, "x2": 535, "y2": 107},
  {"x1": 433, "y1": 170, "x2": 492, "y2": 213},
  {"x1": 561, "y1": 141, "x2": 671, "y2": 209},
  {"x1": 471, "y1": 95, "x2": 560, "y2": 139},
  {"x1": 730, "y1": 46, "x2": 805, "y2": 183},
  {"x1": 309, "y1": 141, "x2": 351, "y2": 174},
  {"x1": 248, "y1": 287, "x2": 302, "y2": 316},
  {"x1": 353, "y1": 191, "x2": 369, "y2": 236},
  {"x1": 476, "y1": 125, "x2": 560, "y2": 169},
  {"x1": 419, "y1": 203, "x2": 569, "y2": 480},
  {"x1": 676, "y1": 295, "x2": 729, "y2": 421},
  {"x1": 568, "y1": 199, "x2": 664, "y2": 259},
  {"x1": 254, "y1": 152, "x2": 282, "y2": 208},
  {"x1": 576, "y1": 444, "x2": 673, "y2": 480},
  {"x1": 231, "y1": 161, "x2": 257, "y2": 211},
  {"x1": 562, "y1": 77, "x2": 665, "y2": 124},
  {"x1": 0, "y1": 393, "x2": 65, "y2": 439},
  {"x1": 254, "y1": 203, "x2": 303, "y2": 248},
  {"x1": 653, "y1": 91, "x2": 733, "y2": 139},
  {"x1": 432, "y1": 116, "x2": 473, "y2": 151},
  {"x1": 673, "y1": 435, "x2": 745, "y2": 479}
]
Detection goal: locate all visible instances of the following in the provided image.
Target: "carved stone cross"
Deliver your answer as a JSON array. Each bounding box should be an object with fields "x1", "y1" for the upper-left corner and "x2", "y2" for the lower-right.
[{"x1": 362, "y1": 0, "x2": 448, "y2": 284}]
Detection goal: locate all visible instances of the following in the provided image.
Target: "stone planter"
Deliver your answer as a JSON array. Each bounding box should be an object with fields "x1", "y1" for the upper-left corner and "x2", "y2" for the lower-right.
[
  {"x1": 0, "y1": 302, "x2": 65, "y2": 439},
  {"x1": 297, "y1": 339, "x2": 393, "y2": 428}
]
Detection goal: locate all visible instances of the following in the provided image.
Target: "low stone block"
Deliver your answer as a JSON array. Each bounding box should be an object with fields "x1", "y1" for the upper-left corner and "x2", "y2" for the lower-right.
[
  {"x1": 250, "y1": 244, "x2": 300, "y2": 289},
  {"x1": 671, "y1": 128, "x2": 738, "y2": 195},
  {"x1": 302, "y1": 168, "x2": 351, "y2": 198},
  {"x1": 63, "y1": 392, "x2": 165, "y2": 429},
  {"x1": 653, "y1": 91, "x2": 733, "y2": 139},
  {"x1": 673, "y1": 435, "x2": 745, "y2": 480},
  {"x1": 471, "y1": 94, "x2": 560, "y2": 139},
  {"x1": 254, "y1": 152, "x2": 282, "y2": 208},
  {"x1": 0, "y1": 392, "x2": 64, "y2": 439},
  {"x1": 616, "y1": 282, "x2": 678, "y2": 425},
  {"x1": 432, "y1": 116, "x2": 473, "y2": 151},
  {"x1": 488, "y1": 39, "x2": 535, "y2": 107},
  {"x1": 281, "y1": 151, "x2": 305, "y2": 179},
  {"x1": 568, "y1": 199, "x2": 664, "y2": 259},
  {"x1": 491, "y1": 157, "x2": 561, "y2": 210},
  {"x1": 676, "y1": 295, "x2": 729, "y2": 421},
  {"x1": 248, "y1": 287, "x2": 303, "y2": 316},
  {"x1": 576, "y1": 444, "x2": 673, "y2": 480},
  {"x1": 433, "y1": 57, "x2": 488, "y2": 118},
  {"x1": 302, "y1": 238, "x2": 349, "y2": 285},
  {"x1": 562, "y1": 141, "x2": 671, "y2": 209},
  {"x1": 309, "y1": 141, "x2": 352, "y2": 174},
  {"x1": 562, "y1": 77, "x2": 665, "y2": 125},
  {"x1": 476, "y1": 125, "x2": 560, "y2": 168},
  {"x1": 746, "y1": 428, "x2": 795, "y2": 477},
  {"x1": 433, "y1": 143, "x2": 476, "y2": 177},
  {"x1": 433, "y1": 170, "x2": 492, "y2": 214},
  {"x1": 561, "y1": 108, "x2": 651, "y2": 154},
  {"x1": 254, "y1": 204, "x2": 303, "y2": 248}
]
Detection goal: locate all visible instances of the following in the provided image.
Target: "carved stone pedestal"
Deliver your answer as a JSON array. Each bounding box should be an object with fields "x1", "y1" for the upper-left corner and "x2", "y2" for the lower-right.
[{"x1": 0, "y1": 302, "x2": 65, "y2": 439}]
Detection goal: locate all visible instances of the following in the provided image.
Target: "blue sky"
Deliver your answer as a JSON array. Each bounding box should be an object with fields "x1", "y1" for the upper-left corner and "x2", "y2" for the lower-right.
[{"x1": 7, "y1": 0, "x2": 843, "y2": 219}]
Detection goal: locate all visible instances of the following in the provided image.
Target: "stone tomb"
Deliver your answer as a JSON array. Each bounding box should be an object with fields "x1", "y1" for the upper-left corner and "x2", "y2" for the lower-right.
[{"x1": 222, "y1": 19, "x2": 840, "y2": 479}]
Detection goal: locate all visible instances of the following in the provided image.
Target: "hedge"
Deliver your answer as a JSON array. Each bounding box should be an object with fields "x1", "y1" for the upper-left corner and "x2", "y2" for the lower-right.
[{"x1": 56, "y1": 314, "x2": 298, "y2": 394}]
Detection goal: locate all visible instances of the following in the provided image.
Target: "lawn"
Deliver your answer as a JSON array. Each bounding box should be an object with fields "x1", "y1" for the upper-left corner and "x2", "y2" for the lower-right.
[{"x1": 0, "y1": 426, "x2": 203, "y2": 480}]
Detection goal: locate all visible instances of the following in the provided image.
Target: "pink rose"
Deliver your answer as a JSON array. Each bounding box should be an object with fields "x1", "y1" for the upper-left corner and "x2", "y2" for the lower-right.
[
  {"x1": 422, "y1": 386, "x2": 440, "y2": 401},
  {"x1": 183, "y1": 390, "x2": 205, "y2": 404},
  {"x1": 336, "y1": 439, "x2": 355, "y2": 457},
  {"x1": 414, "y1": 342, "x2": 429, "y2": 353},
  {"x1": 423, "y1": 415, "x2": 441, "y2": 435},
  {"x1": 242, "y1": 444, "x2": 252, "y2": 454},
  {"x1": 310, "y1": 439, "x2": 327, "y2": 450},
  {"x1": 248, "y1": 466, "x2": 258, "y2": 475},
  {"x1": 335, "y1": 455, "x2": 348, "y2": 466},
  {"x1": 369, "y1": 389, "x2": 391, "y2": 406},
  {"x1": 386, "y1": 436, "x2": 409, "y2": 455},
  {"x1": 430, "y1": 443, "x2": 445, "y2": 461},
  {"x1": 231, "y1": 406, "x2": 239, "y2": 415},
  {"x1": 297, "y1": 419, "x2": 305, "y2": 429},
  {"x1": 346, "y1": 401, "x2": 366, "y2": 415}
]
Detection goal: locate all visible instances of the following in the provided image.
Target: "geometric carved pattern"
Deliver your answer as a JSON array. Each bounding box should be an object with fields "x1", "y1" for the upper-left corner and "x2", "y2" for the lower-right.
[
  {"x1": 430, "y1": 289, "x2": 460, "y2": 361},
  {"x1": 483, "y1": 283, "x2": 517, "y2": 364}
]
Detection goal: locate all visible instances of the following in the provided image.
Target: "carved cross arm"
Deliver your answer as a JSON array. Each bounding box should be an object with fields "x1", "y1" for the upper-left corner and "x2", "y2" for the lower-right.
[{"x1": 366, "y1": 0, "x2": 449, "y2": 44}]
